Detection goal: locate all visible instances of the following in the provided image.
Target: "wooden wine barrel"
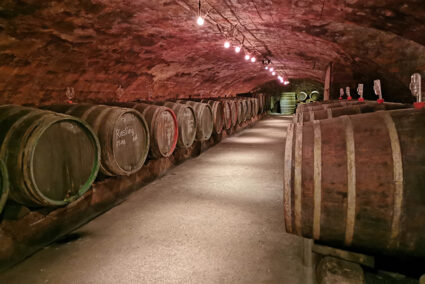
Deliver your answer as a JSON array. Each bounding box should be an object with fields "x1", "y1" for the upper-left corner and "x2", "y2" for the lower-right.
[
  {"x1": 0, "y1": 105, "x2": 100, "y2": 207},
  {"x1": 43, "y1": 104, "x2": 150, "y2": 175},
  {"x1": 201, "y1": 100, "x2": 224, "y2": 134},
  {"x1": 236, "y1": 100, "x2": 244, "y2": 124},
  {"x1": 0, "y1": 159, "x2": 9, "y2": 215},
  {"x1": 240, "y1": 99, "x2": 248, "y2": 122},
  {"x1": 296, "y1": 103, "x2": 412, "y2": 123},
  {"x1": 284, "y1": 108, "x2": 425, "y2": 258},
  {"x1": 222, "y1": 100, "x2": 232, "y2": 129},
  {"x1": 245, "y1": 99, "x2": 252, "y2": 120},
  {"x1": 297, "y1": 101, "x2": 366, "y2": 113},
  {"x1": 228, "y1": 100, "x2": 238, "y2": 127},
  {"x1": 252, "y1": 98, "x2": 259, "y2": 116},
  {"x1": 163, "y1": 102, "x2": 197, "y2": 148},
  {"x1": 125, "y1": 103, "x2": 178, "y2": 159},
  {"x1": 280, "y1": 92, "x2": 297, "y2": 115},
  {"x1": 177, "y1": 101, "x2": 213, "y2": 141}
]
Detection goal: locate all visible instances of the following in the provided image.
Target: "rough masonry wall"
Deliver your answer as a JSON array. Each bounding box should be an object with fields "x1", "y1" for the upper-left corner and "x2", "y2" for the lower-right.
[{"x1": 0, "y1": 0, "x2": 424, "y2": 105}]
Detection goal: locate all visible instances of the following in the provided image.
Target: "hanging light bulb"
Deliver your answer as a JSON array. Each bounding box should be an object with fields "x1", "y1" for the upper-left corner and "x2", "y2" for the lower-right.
[
  {"x1": 250, "y1": 57, "x2": 256, "y2": 63},
  {"x1": 197, "y1": 16, "x2": 204, "y2": 26},
  {"x1": 278, "y1": 75, "x2": 283, "y2": 81},
  {"x1": 269, "y1": 67, "x2": 274, "y2": 72},
  {"x1": 284, "y1": 80, "x2": 290, "y2": 85},
  {"x1": 244, "y1": 54, "x2": 251, "y2": 61},
  {"x1": 272, "y1": 71, "x2": 276, "y2": 76},
  {"x1": 224, "y1": 41, "x2": 230, "y2": 48},
  {"x1": 235, "y1": 46, "x2": 241, "y2": 53},
  {"x1": 265, "y1": 66, "x2": 269, "y2": 70}
]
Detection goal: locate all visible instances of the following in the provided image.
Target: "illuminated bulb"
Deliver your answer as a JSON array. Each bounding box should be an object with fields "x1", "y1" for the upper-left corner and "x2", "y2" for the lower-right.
[
  {"x1": 269, "y1": 67, "x2": 274, "y2": 72},
  {"x1": 244, "y1": 54, "x2": 251, "y2": 61},
  {"x1": 284, "y1": 81, "x2": 290, "y2": 85},
  {"x1": 224, "y1": 41, "x2": 230, "y2": 48},
  {"x1": 250, "y1": 57, "x2": 256, "y2": 63},
  {"x1": 197, "y1": 16, "x2": 205, "y2": 26},
  {"x1": 272, "y1": 71, "x2": 276, "y2": 76},
  {"x1": 235, "y1": 46, "x2": 241, "y2": 53},
  {"x1": 265, "y1": 66, "x2": 269, "y2": 70}
]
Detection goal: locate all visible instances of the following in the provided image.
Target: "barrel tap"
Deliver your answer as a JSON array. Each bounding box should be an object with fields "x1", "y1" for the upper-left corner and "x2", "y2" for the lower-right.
[
  {"x1": 346, "y1": 86, "x2": 352, "y2": 101},
  {"x1": 410, "y1": 73, "x2": 423, "y2": 109},
  {"x1": 373, "y1": 79, "x2": 384, "y2": 104},
  {"x1": 357, "y1": 84, "x2": 364, "y2": 102}
]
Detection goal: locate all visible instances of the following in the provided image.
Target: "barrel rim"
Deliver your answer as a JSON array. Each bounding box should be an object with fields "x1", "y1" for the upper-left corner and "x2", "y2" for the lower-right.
[
  {"x1": 0, "y1": 159, "x2": 9, "y2": 214},
  {"x1": 28, "y1": 114, "x2": 101, "y2": 206},
  {"x1": 111, "y1": 108, "x2": 150, "y2": 175}
]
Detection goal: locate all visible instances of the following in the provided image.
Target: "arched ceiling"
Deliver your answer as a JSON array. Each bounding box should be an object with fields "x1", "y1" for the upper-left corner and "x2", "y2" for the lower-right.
[{"x1": 0, "y1": 0, "x2": 424, "y2": 105}]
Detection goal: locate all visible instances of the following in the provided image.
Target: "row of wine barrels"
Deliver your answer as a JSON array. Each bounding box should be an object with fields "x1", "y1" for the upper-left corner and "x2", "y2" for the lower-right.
[
  {"x1": 295, "y1": 102, "x2": 412, "y2": 123},
  {"x1": 115, "y1": 103, "x2": 178, "y2": 159},
  {"x1": 0, "y1": 105, "x2": 100, "y2": 207},
  {"x1": 43, "y1": 104, "x2": 150, "y2": 175},
  {"x1": 283, "y1": 107, "x2": 425, "y2": 258},
  {"x1": 280, "y1": 92, "x2": 297, "y2": 115},
  {"x1": 177, "y1": 101, "x2": 213, "y2": 141},
  {"x1": 0, "y1": 159, "x2": 9, "y2": 214},
  {"x1": 201, "y1": 100, "x2": 224, "y2": 134}
]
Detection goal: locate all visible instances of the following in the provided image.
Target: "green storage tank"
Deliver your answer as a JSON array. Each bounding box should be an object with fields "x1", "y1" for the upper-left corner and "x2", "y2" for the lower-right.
[{"x1": 280, "y1": 92, "x2": 297, "y2": 115}]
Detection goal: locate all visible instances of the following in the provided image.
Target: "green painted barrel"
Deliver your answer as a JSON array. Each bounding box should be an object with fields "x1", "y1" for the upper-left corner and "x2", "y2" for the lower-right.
[
  {"x1": 280, "y1": 92, "x2": 297, "y2": 115},
  {"x1": 0, "y1": 159, "x2": 9, "y2": 214}
]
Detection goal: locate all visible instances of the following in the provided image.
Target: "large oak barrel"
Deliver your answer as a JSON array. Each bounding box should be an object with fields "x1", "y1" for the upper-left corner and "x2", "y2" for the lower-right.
[
  {"x1": 126, "y1": 103, "x2": 178, "y2": 159},
  {"x1": 162, "y1": 102, "x2": 197, "y2": 149},
  {"x1": 177, "y1": 101, "x2": 213, "y2": 141},
  {"x1": 0, "y1": 160, "x2": 9, "y2": 214},
  {"x1": 236, "y1": 100, "x2": 244, "y2": 124},
  {"x1": 283, "y1": 108, "x2": 425, "y2": 258},
  {"x1": 43, "y1": 104, "x2": 150, "y2": 175},
  {"x1": 201, "y1": 100, "x2": 224, "y2": 134},
  {"x1": 251, "y1": 98, "x2": 259, "y2": 116},
  {"x1": 280, "y1": 92, "x2": 297, "y2": 115},
  {"x1": 222, "y1": 100, "x2": 232, "y2": 129},
  {"x1": 245, "y1": 98, "x2": 253, "y2": 119},
  {"x1": 228, "y1": 100, "x2": 238, "y2": 127},
  {"x1": 296, "y1": 103, "x2": 412, "y2": 123},
  {"x1": 240, "y1": 99, "x2": 248, "y2": 122},
  {"x1": 297, "y1": 101, "x2": 365, "y2": 113},
  {"x1": 0, "y1": 105, "x2": 100, "y2": 207}
]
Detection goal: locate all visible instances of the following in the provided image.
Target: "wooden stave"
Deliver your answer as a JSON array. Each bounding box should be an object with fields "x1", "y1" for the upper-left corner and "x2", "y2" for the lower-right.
[
  {"x1": 0, "y1": 159, "x2": 9, "y2": 215},
  {"x1": 283, "y1": 108, "x2": 425, "y2": 258},
  {"x1": 0, "y1": 105, "x2": 100, "y2": 207}
]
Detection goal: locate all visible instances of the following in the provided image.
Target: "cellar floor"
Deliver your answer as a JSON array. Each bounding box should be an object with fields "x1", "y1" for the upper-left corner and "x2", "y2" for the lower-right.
[{"x1": 0, "y1": 116, "x2": 310, "y2": 284}]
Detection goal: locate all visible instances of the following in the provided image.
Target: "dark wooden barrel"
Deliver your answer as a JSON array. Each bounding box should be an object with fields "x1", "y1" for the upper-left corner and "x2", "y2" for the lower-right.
[
  {"x1": 245, "y1": 99, "x2": 252, "y2": 120},
  {"x1": 251, "y1": 98, "x2": 259, "y2": 116},
  {"x1": 43, "y1": 104, "x2": 150, "y2": 175},
  {"x1": 163, "y1": 102, "x2": 197, "y2": 149},
  {"x1": 222, "y1": 100, "x2": 232, "y2": 129},
  {"x1": 240, "y1": 99, "x2": 248, "y2": 122},
  {"x1": 284, "y1": 108, "x2": 425, "y2": 258},
  {"x1": 201, "y1": 100, "x2": 224, "y2": 134},
  {"x1": 0, "y1": 105, "x2": 100, "y2": 207},
  {"x1": 126, "y1": 103, "x2": 178, "y2": 159},
  {"x1": 0, "y1": 159, "x2": 9, "y2": 215},
  {"x1": 177, "y1": 101, "x2": 213, "y2": 141},
  {"x1": 228, "y1": 100, "x2": 238, "y2": 127},
  {"x1": 236, "y1": 100, "x2": 244, "y2": 124},
  {"x1": 296, "y1": 103, "x2": 412, "y2": 123}
]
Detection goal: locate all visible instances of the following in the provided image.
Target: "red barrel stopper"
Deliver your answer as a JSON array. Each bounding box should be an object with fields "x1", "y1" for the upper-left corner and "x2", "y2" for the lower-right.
[
  {"x1": 377, "y1": 98, "x2": 384, "y2": 104},
  {"x1": 347, "y1": 96, "x2": 352, "y2": 101},
  {"x1": 358, "y1": 98, "x2": 364, "y2": 102},
  {"x1": 338, "y1": 97, "x2": 343, "y2": 100},
  {"x1": 67, "y1": 100, "x2": 73, "y2": 104},
  {"x1": 414, "y1": 102, "x2": 425, "y2": 109}
]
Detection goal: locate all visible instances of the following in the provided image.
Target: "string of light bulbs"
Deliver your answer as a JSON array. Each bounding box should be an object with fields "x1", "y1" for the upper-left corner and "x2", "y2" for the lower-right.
[{"x1": 192, "y1": 0, "x2": 289, "y2": 85}]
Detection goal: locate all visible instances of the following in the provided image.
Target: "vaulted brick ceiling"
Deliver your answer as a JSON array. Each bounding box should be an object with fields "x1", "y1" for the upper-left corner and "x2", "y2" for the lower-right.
[{"x1": 0, "y1": 0, "x2": 424, "y2": 105}]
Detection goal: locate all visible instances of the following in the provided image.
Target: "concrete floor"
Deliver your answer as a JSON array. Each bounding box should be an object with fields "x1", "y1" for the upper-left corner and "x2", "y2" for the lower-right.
[{"x1": 0, "y1": 116, "x2": 310, "y2": 284}]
